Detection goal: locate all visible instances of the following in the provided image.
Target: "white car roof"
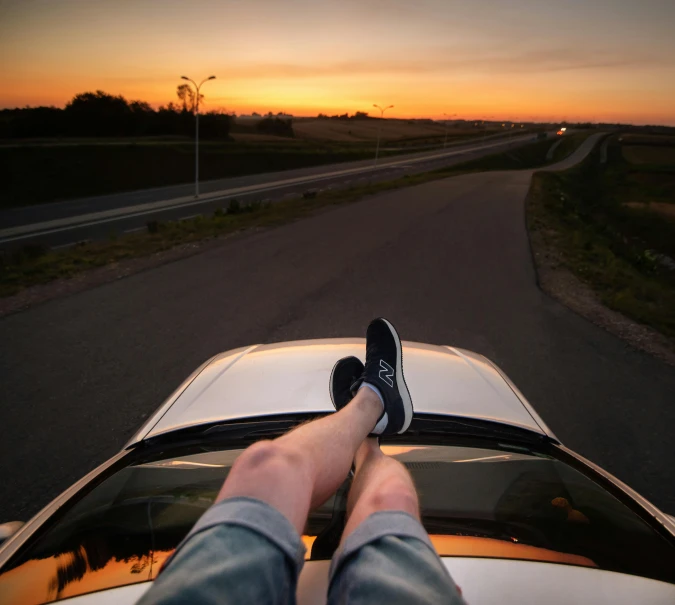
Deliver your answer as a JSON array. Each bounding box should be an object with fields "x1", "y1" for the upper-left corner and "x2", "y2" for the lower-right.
[
  {"x1": 59, "y1": 558, "x2": 675, "y2": 605},
  {"x1": 129, "y1": 339, "x2": 555, "y2": 445}
]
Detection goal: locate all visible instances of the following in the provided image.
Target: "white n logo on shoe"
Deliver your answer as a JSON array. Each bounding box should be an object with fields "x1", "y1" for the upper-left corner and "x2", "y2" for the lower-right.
[{"x1": 379, "y1": 359, "x2": 394, "y2": 387}]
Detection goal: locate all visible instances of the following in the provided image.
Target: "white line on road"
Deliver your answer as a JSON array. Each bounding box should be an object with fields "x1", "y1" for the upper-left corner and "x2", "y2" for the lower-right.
[
  {"x1": 179, "y1": 214, "x2": 202, "y2": 221},
  {"x1": 546, "y1": 138, "x2": 563, "y2": 161},
  {"x1": 123, "y1": 226, "x2": 146, "y2": 234},
  {"x1": 52, "y1": 239, "x2": 90, "y2": 250}
]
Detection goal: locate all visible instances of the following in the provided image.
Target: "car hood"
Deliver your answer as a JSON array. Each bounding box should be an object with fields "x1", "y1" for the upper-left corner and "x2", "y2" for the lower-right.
[{"x1": 128, "y1": 339, "x2": 555, "y2": 445}]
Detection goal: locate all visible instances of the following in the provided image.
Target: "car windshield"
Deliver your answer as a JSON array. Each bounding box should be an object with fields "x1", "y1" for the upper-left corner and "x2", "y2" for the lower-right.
[{"x1": 1, "y1": 440, "x2": 673, "y2": 604}]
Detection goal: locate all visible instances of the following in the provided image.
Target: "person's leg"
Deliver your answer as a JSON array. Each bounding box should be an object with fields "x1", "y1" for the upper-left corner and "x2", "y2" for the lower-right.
[
  {"x1": 140, "y1": 389, "x2": 384, "y2": 605},
  {"x1": 328, "y1": 438, "x2": 465, "y2": 605},
  {"x1": 217, "y1": 386, "x2": 383, "y2": 534},
  {"x1": 343, "y1": 437, "x2": 420, "y2": 538},
  {"x1": 141, "y1": 318, "x2": 415, "y2": 605}
]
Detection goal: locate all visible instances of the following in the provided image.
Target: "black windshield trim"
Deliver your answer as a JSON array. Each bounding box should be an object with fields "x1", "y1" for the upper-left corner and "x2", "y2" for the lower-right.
[{"x1": 134, "y1": 412, "x2": 550, "y2": 453}]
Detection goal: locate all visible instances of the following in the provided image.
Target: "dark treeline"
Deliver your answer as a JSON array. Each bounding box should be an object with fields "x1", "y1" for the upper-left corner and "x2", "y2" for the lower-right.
[
  {"x1": 256, "y1": 117, "x2": 294, "y2": 137},
  {"x1": 0, "y1": 91, "x2": 232, "y2": 139},
  {"x1": 316, "y1": 111, "x2": 372, "y2": 120}
]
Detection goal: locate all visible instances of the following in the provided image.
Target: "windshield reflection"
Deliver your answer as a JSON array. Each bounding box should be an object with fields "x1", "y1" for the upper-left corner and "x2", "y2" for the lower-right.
[{"x1": 1, "y1": 443, "x2": 673, "y2": 604}]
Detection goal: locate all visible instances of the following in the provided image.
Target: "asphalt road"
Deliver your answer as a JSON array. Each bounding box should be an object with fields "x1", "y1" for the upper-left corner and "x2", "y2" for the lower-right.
[
  {"x1": 2, "y1": 134, "x2": 674, "y2": 524},
  {"x1": 0, "y1": 133, "x2": 537, "y2": 248}
]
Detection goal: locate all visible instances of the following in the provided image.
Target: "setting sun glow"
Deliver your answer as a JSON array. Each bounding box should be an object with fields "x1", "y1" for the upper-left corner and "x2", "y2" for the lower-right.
[{"x1": 1, "y1": 0, "x2": 675, "y2": 124}]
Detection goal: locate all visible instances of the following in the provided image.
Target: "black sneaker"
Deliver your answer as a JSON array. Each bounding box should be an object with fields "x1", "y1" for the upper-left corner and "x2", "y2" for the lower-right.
[
  {"x1": 357, "y1": 318, "x2": 413, "y2": 435},
  {"x1": 330, "y1": 356, "x2": 365, "y2": 411}
]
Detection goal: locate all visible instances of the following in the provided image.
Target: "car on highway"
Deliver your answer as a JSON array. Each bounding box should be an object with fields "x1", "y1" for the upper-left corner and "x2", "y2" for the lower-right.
[{"x1": 1, "y1": 339, "x2": 674, "y2": 604}]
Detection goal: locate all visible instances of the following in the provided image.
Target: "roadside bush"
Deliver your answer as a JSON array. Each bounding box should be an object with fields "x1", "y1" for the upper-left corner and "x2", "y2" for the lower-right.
[{"x1": 227, "y1": 199, "x2": 241, "y2": 214}]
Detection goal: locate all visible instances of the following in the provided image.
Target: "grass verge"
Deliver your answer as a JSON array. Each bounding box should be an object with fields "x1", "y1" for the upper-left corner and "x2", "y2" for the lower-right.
[
  {"x1": 1, "y1": 134, "x2": 594, "y2": 299},
  {"x1": 527, "y1": 137, "x2": 675, "y2": 341}
]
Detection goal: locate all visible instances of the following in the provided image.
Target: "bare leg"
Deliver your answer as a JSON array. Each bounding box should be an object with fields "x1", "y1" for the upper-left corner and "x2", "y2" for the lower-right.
[
  {"x1": 333, "y1": 439, "x2": 465, "y2": 604},
  {"x1": 216, "y1": 387, "x2": 383, "y2": 534},
  {"x1": 342, "y1": 437, "x2": 419, "y2": 540}
]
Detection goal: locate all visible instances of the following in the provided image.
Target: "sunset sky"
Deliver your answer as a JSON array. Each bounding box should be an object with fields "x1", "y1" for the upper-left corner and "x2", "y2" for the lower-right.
[{"x1": 1, "y1": 0, "x2": 675, "y2": 124}]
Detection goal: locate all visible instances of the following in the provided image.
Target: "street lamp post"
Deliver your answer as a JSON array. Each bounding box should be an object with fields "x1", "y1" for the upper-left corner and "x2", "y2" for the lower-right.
[
  {"x1": 443, "y1": 113, "x2": 457, "y2": 148},
  {"x1": 509, "y1": 116, "x2": 518, "y2": 143},
  {"x1": 181, "y1": 75, "x2": 216, "y2": 198},
  {"x1": 482, "y1": 116, "x2": 494, "y2": 144},
  {"x1": 373, "y1": 104, "x2": 393, "y2": 165}
]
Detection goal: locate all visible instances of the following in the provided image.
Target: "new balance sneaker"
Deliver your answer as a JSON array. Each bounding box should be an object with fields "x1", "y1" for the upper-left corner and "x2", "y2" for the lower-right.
[
  {"x1": 330, "y1": 356, "x2": 365, "y2": 411},
  {"x1": 357, "y1": 318, "x2": 413, "y2": 435}
]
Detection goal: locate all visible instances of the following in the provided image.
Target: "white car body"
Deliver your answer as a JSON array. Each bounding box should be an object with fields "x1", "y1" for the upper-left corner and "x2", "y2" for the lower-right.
[{"x1": 2, "y1": 340, "x2": 674, "y2": 605}]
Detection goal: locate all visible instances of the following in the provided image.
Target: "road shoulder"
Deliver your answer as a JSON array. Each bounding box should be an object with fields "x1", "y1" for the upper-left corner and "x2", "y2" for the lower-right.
[{"x1": 526, "y1": 175, "x2": 675, "y2": 368}]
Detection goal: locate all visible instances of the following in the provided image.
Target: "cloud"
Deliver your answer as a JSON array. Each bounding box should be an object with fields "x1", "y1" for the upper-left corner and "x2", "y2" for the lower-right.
[{"x1": 218, "y1": 48, "x2": 662, "y2": 81}]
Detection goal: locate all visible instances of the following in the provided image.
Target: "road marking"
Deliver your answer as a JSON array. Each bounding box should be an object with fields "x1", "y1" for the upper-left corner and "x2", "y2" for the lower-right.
[
  {"x1": 180, "y1": 214, "x2": 202, "y2": 221},
  {"x1": 52, "y1": 239, "x2": 90, "y2": 250},
  {"x1": 546, "y1": 138, "x2": 563, "y2": 161},
  {"x1": 123, "y1": 226, "x2": 146, "y2": 234}
]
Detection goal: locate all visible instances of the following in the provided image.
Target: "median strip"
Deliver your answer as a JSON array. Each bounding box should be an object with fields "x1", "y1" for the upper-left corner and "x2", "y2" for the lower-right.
[{"x1": 0, "y1": 135, "x2": 534, "y2": 245}]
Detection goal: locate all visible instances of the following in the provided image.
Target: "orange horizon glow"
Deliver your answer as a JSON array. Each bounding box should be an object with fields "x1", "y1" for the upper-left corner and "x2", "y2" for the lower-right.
[
  {"x1": 0, "y1": 549, "x2": 173, "y2": 605},
  {"x1": 1, "y1": 0, "x2": 674, "y2": 126}
]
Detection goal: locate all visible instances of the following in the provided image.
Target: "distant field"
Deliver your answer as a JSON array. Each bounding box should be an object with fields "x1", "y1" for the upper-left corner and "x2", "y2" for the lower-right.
[
  {"x1": 292, "y1": 119, "x2": 490, "y2": 142},
  {"x1": 230, "y1": 132, "x2": 296, "y2": 143},
  {"x1": 0, "y1": 121, "x2": 504, "y2": 207},
  {"x1": 0, "y1": 140, "x2": 379, "y2": 207},
  {"x1": 622, "y1": 145, "x2": 675, "y2": 165},
  {"x1": 620, "y1": 134, "x2": 675, "y2": 146}
]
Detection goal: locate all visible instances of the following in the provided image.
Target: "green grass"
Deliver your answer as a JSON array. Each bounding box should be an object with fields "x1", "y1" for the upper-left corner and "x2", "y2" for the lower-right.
[
  {"x1": 0, "y1": 181, "x2": 418, "y2": 297},
  {"x1": 1, "y1": 135, "x2": 595, "y2": 298},
  {"x1": 527, "y1": 135, "x2": 675, "y2": 339}
]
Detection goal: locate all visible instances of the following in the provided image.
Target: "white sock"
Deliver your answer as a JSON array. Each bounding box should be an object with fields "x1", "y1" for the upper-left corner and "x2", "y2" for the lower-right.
[
  {"x1": 359, "y1": 382, "x2": 385, "y2": 410},
  {"x1": 359, "y1": 383, "x2": 387, "y2": 433}
]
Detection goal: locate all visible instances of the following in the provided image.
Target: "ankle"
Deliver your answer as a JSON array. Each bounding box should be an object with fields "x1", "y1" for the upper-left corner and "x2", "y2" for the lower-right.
[
  {"x1": 353, "y1": 384, "x2": 385, "y2": 417},
  {"x1": 354, "y1": 437, "x2": 382, "y2": 470}
]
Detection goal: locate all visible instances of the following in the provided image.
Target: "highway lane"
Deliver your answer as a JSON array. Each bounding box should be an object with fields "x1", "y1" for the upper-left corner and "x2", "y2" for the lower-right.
[
  {"x1": 0, "y1": 133, "x2": 538, "y2": 248},
  {"x1": 2, "y1": 133, "x2": 674, "y2": 525}
]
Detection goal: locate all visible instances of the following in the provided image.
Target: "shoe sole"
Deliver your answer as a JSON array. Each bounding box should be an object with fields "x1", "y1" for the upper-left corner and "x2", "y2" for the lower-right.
[
  {"x1": 329, "y1": 356, "x2": 362, "y2": 410},
  {"x1": 380, "y1": 318, "x2": 413, "y2": 433},
  {"x1": 329, "y1": 359, "x2": 339, "y2": 409}
]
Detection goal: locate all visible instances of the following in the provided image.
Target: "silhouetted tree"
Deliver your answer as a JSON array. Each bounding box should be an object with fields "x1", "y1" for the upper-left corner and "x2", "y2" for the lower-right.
[
  {"x1": 200, "y1": 111, "x2": 234, "y2": 139},
  {"x1": 175, "y1": 85, "x2": 203, "y2": 113},
  {"x1": 257, "y1": 117, "x2": 294, "y2": 137},
  {"x1": 65, "y1": 91, "x2": 132, "y2": 136},
  {"x1": 0, "y1": 90, "x2": 231, "y2": 139}
]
